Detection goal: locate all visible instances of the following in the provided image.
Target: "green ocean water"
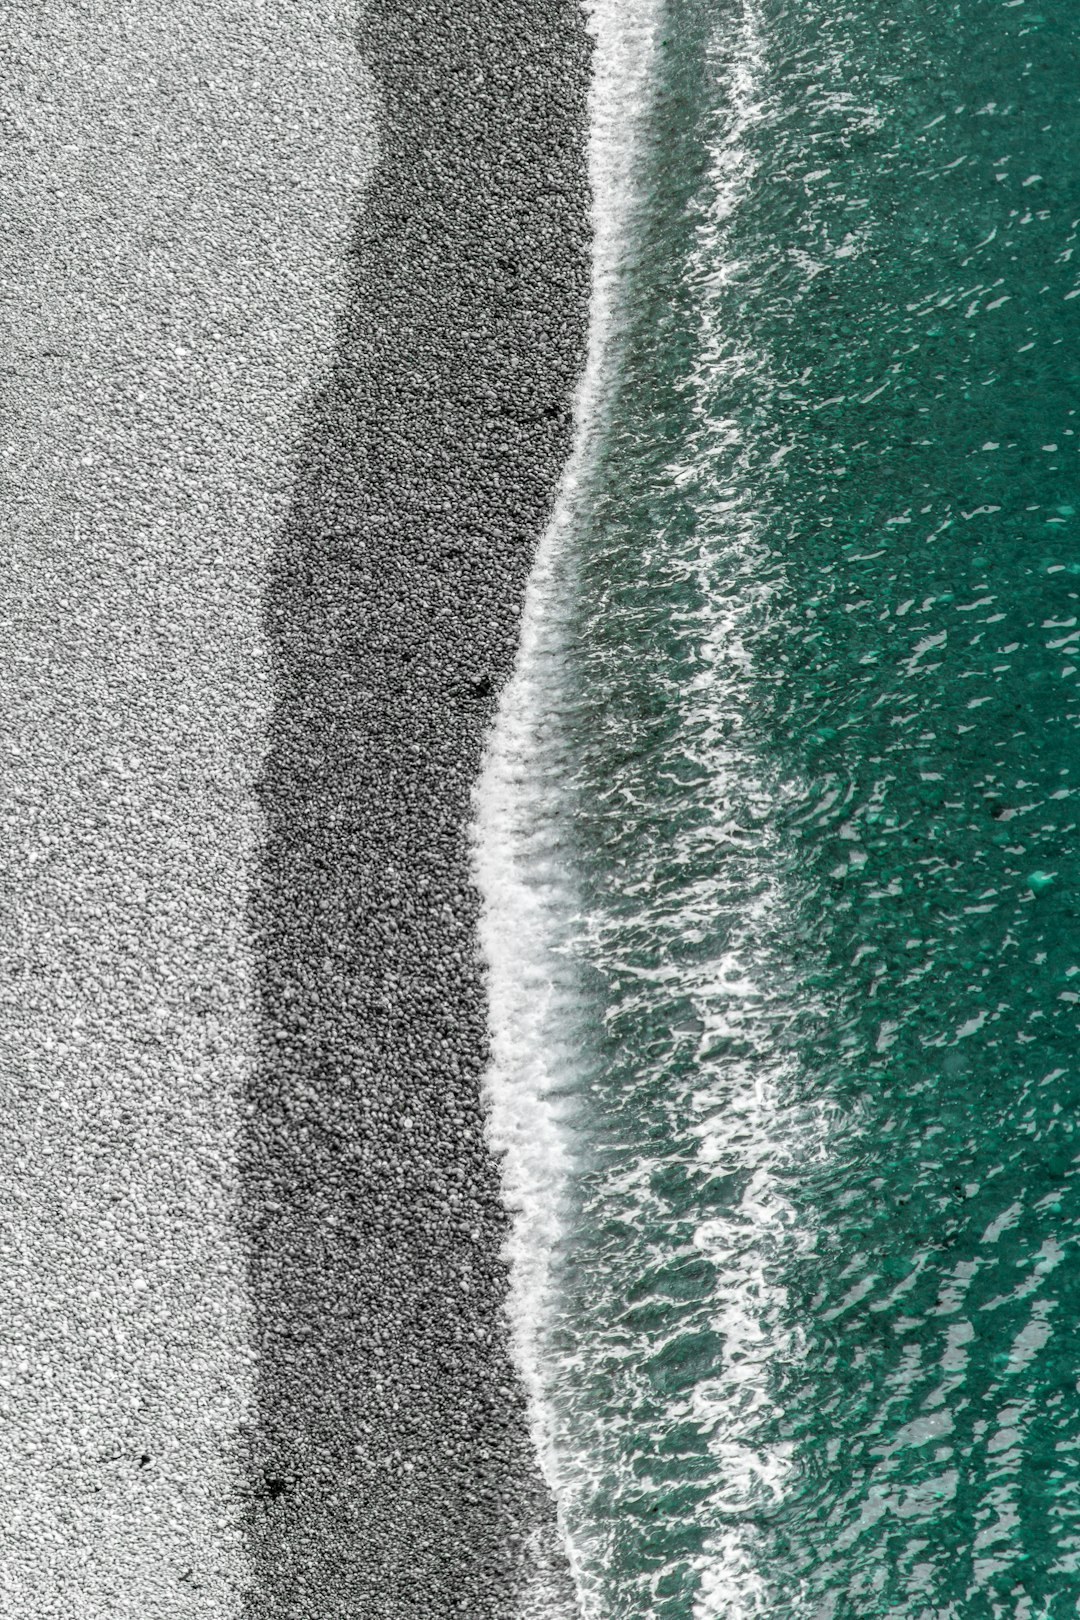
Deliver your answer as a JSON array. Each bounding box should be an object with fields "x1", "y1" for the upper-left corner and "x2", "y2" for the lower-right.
[{"x1": 533, "y1": 0, "x2": 1080, "y2": 1614}]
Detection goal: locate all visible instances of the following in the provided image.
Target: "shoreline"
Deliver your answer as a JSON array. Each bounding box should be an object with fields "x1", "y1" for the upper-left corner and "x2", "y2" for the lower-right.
[
  {"x1": 473, "y1": 4, "x2": 661, "y2": 1607},
  {"x1": 241, "y1": 1, "x2": 592, "y2": 1614}
]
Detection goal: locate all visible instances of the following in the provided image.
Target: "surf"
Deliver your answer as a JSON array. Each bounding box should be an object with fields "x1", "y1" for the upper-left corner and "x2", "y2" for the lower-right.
[{"x1": 472, "y1": 0, "x2": 663, "y2": 1609}]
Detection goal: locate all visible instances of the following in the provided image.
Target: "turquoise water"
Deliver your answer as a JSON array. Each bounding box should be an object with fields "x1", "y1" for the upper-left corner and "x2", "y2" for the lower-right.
[{"x1": 529, "y1": 0, "x2": 1080, "y2": 1613}]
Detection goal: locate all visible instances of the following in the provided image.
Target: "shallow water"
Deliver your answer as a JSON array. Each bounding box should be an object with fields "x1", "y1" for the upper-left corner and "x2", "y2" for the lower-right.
[{"x1": 481, "y1": 0, "x2": 1080, "y2": 1613}]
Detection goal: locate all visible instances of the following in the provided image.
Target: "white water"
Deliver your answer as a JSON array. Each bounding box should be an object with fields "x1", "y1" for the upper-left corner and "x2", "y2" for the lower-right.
[
  {"x1": 471, "y1": 0, "x2": 663, "y2": 1609},
  {"x1": 475, "y1": 2, "x2": 842, "y2": 1613},
  {"x1": 672, "y1": 13, "x2": 804, "y2": 1614}
]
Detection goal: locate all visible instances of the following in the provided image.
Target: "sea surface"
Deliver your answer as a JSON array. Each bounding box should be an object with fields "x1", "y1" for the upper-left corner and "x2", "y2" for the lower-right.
[{"x1": 476, "y1": 0, "x2": 1080, "y2": 1615}]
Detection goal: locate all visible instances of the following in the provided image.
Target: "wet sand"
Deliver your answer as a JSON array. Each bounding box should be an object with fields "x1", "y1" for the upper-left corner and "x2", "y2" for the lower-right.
[{"x1": 241, "y1": 0, "x2": 591, "y2": 1614}]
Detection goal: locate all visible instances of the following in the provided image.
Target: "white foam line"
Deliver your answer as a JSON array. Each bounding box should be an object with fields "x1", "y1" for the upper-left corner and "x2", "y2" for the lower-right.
[{"x1": 471, "y1": 0, "x2": 663, "y2": 1610}]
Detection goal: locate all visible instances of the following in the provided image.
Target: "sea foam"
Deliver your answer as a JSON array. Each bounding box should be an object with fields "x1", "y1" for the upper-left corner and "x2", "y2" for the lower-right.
[{"x1": 470, "y1": 0, "x2": 662, "y2": 1610}]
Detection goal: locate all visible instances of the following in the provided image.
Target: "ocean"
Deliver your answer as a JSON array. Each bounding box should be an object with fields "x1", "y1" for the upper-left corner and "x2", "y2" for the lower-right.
[{"x1": 475, "y1": 0, "x2": 1080, "y2": 1614}]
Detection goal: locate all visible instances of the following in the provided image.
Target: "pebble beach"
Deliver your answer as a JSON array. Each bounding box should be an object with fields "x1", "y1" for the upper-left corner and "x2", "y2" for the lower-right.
[{"x1": 1, "y1": 1, "x2": 590, "y2": 1614}]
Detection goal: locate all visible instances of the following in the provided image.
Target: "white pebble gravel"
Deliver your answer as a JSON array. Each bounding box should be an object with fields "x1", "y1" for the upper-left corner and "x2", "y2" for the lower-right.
[{"x1": 0, "y1": 3, "x2": 374, "y2": 1613}]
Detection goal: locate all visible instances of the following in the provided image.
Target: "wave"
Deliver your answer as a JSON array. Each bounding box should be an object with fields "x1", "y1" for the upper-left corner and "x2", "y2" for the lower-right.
[{"x1": 470, "y1": 0, "x2": 664, "y2": 1610}]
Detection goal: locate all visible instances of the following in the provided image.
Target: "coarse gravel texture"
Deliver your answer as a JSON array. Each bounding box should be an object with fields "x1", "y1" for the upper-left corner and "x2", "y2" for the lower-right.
[
  {"x1": 241, "y1": 0, "x2": 591, "y2": 1616},
  {"x1": 0, "y1": 2, "x2": 372, "y2": 1613}
]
